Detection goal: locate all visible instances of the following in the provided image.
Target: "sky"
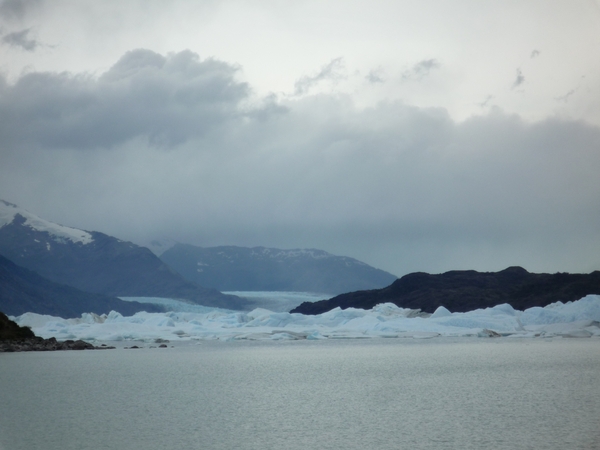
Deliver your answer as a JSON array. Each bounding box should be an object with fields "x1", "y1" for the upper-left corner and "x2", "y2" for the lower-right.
[{"x1": 1, "y1": 0, "x2": 599, "y2": 277}]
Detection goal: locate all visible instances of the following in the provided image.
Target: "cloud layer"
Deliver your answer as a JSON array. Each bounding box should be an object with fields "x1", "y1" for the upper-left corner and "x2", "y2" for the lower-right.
[
  {"x1": 0, "y1": 49, "x2": 249, "y2": 148},
  {"x1": 1, "y1": 49, "x2": 600, "y2": 276}
]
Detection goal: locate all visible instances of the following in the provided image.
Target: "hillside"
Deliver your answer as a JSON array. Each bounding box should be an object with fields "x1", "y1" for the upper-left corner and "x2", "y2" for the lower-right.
[
  {"x1": 160, "y1": 244, "x2": 397, "y2": 294},
  {"x1": 0, "y1": 254, "x2": 164, "y2": 317},
  {"x1": 291, "y1": 266, "x2": 600, "y2": 314}
]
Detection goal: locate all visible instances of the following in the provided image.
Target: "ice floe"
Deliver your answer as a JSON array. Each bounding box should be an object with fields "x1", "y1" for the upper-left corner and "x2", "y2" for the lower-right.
[{"x1": 12, "y1": 295, "x2": 600, "y2": 342}]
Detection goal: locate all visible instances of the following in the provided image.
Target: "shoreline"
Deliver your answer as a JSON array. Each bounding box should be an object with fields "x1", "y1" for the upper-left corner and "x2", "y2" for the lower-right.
[{"x1": 0, "y1": 336, "x2": 116, "y2": 352}]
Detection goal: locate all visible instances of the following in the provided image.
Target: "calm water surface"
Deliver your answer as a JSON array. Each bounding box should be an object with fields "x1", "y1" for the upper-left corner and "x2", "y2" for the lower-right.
[{"x1": 1, "y1": 338, "x2": 599, "y2": 450}]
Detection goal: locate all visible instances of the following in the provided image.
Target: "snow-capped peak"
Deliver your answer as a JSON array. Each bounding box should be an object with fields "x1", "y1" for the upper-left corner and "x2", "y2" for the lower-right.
[{"x1": 0, "y1": 200, "x2": 94, "y2": 245}]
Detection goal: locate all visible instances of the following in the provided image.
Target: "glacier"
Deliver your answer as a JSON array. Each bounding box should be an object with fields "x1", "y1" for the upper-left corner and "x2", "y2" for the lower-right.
[
  {"x1": 222, "y1": 291, "x2": 330, "y2": 312},
  {"x1": 11, "y1": 295, "x2": 600, "y2": 343}
]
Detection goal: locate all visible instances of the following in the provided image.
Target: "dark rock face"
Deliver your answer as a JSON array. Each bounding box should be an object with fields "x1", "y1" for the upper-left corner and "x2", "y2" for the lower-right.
[
  {"x1": 0, "y1": 311, "x2": 34, "y2": 340},
  {"x1": 0, "y1": 205, "x2": 249, "y2": 310},
  {"x1": 0, "y1": 312, "x2": 113, "y2": 352},
  {"x1": 290, "y1": 266, "x2": 600, "y2": 315},
  {"x1": 0, "y1": 254, "x2": 164, "y2": 317},
  {"x1": 160, "y1": 244, "x2": 397, "y2": 295},
  {"x1": 0, "y1": 337, "x2": 98, "y2": 352}
]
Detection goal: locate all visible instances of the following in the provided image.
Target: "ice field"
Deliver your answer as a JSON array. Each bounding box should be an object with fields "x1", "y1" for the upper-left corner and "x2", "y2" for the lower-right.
[{"x1": 12, "y1": 294, "x2": 600, "y2": 342}]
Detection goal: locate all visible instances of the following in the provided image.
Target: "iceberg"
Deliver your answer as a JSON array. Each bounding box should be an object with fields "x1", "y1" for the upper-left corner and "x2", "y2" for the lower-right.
[{"x1": 12, "y1": 295, "x2": 600, "y2": 343}]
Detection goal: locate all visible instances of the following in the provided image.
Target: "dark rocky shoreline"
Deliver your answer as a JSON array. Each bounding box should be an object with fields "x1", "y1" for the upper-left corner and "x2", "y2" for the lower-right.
[
  {"x1": 0, "y1": 336, "x2": 115, "y2": 352},
  {"x1": 0, "y1": 311, "x2": 113, "y2": 352}
]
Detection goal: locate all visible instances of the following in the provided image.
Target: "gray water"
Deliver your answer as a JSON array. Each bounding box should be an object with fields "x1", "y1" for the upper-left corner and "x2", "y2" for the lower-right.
[{"x1": 1, "y1": 339, "x2": 599, "y2": 450}]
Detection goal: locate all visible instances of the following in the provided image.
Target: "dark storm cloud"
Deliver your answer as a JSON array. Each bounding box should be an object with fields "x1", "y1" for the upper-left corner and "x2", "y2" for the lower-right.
[
  {"x1": 555, "y1": 89, "x2": 576, "y2": 103},
  {"x1": 1, "y1": 27, "x2": 39, "y2": 50},
  {"x1": 0, "y1": 49, "x2": 251, "y2": 149},
  {"x1": 0, "y1": 0, "x2": 40, "y2": 21},
  {"x1": 366, "y1": 68, "x2": 384, "y2": 84},
  {"x1": 512, "y1": 68, "x2": 525, "y2": 88},
  {"x1": 401, "y1": 59, "x2": 440, "y2": 81},
  {"x1": 294, "y1": 57, "x2": 346, "y2": 95},
  {"x1": 554, "y1": 76, "x2": 586, "y2": 103},
  {"x1": 478, "y1": 95, "x2": 493, "y2": 108},
  {"x1": 1, "y1": 50, "x2": 600, "y2": 276}
]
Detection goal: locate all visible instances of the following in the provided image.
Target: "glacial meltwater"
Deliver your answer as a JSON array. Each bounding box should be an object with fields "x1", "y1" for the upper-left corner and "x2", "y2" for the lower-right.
[{"x1": 1, "y1": 339, "x2": 599, "y2": 450}]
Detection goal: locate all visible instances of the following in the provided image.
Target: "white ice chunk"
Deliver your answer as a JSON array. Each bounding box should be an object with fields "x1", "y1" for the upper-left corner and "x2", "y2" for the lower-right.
[
  {"x1": 13, "y1": 295, "x2": 600, "y2": 343},
  {"x1": 431, "y1": 306, "x2": 452, "y2": 318}
]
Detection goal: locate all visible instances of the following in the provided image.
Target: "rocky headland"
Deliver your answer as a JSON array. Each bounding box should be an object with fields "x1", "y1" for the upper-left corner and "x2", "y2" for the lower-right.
[{"x1": 291, "y1": 266, "x2": 600, "y2": 315}]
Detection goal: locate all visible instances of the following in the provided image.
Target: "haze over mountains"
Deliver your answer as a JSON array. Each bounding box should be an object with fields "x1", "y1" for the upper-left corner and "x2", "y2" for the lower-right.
[
  {"x1": 0, "y1": 254, "x2": 162, "y2": 317},
  {"x1": 160, "y1": 244, "x2": 397, "y2": 295}
]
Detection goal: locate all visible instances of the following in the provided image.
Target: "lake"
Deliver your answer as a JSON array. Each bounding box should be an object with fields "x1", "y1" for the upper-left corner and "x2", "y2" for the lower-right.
[{"x1": 1, "y1": 338, "x2": 599, "y2": 450}]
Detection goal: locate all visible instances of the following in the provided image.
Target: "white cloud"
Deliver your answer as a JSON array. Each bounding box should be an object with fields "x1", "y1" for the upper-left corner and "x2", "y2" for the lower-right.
[{"x1": 294, "y1": 57, "x2": 346, "y2": 95}]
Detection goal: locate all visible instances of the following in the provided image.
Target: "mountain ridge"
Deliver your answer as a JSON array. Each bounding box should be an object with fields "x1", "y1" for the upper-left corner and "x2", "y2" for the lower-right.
[
  {"x1": 160, "y1": 243, "x2": 397, "y2": 295},
  {"x1": 0, "y1": 253, "x2": 163, "y2": 317}
]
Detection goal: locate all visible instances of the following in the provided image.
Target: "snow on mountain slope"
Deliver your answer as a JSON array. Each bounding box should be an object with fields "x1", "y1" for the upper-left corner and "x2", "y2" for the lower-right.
[
  {"x1": 0, "y1": 200, "x2": 93, "y2": 245},
  {"x1": 248, "y1": 247, "x2": 362, "y2": 262}
]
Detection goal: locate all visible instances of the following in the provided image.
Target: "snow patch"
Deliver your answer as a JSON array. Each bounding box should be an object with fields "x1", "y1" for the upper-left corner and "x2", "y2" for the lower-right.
[{"x1": 0, "y1": 200, "x2": 93, "y2": 245}]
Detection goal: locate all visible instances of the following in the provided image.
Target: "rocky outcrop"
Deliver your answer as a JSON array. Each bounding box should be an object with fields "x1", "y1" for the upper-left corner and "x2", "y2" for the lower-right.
[
  {"x1": 0, "y1": 337, "x2": 106, "y2": 352},
  {"x1": 0, "y1": 311, "x2": 34, "y2": 340},
  {"x1": 291, "y1": 266, "x2": 600, "y2": 315},
  {"x1": 0, "y1": 312, "x2": 113, "y2": 352}
]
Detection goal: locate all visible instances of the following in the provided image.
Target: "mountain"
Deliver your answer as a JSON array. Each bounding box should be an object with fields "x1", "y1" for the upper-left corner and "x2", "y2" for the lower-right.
[
  {"x1": 0, "y1": 254, "x2": 163, "y2": 317},
  {"x1": 0, "y1": 200, "x2": 249, "y2": 310},
  {"x1": 290, "y1": 266, "x2": 600, "y2": 314},
  {"x1": 160, "y1": 244, "x2": 397, "y2": 295}
]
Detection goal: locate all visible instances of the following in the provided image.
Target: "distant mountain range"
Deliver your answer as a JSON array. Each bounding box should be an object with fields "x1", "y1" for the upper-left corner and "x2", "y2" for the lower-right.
[
  {"x1": 0, "y1": 254, "x2": 162, "y2": 317},
  {"x1": 8, "y1": 200, "x2": 597, "y2": 320},
  {"x1": 160, "y1": 244, "x2": 398, "y2": 295},
  {"x1": 0, "y1": 200, "x2": 249, "y2": 311},
  {"x1": 291, "y1": 266, "x2": 600, "y2": 314}
]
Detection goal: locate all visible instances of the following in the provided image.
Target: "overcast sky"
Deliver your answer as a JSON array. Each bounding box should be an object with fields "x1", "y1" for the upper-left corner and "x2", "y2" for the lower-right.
[{"x1": 1, "y1": 0, "x2": 599, "y2": 277}]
